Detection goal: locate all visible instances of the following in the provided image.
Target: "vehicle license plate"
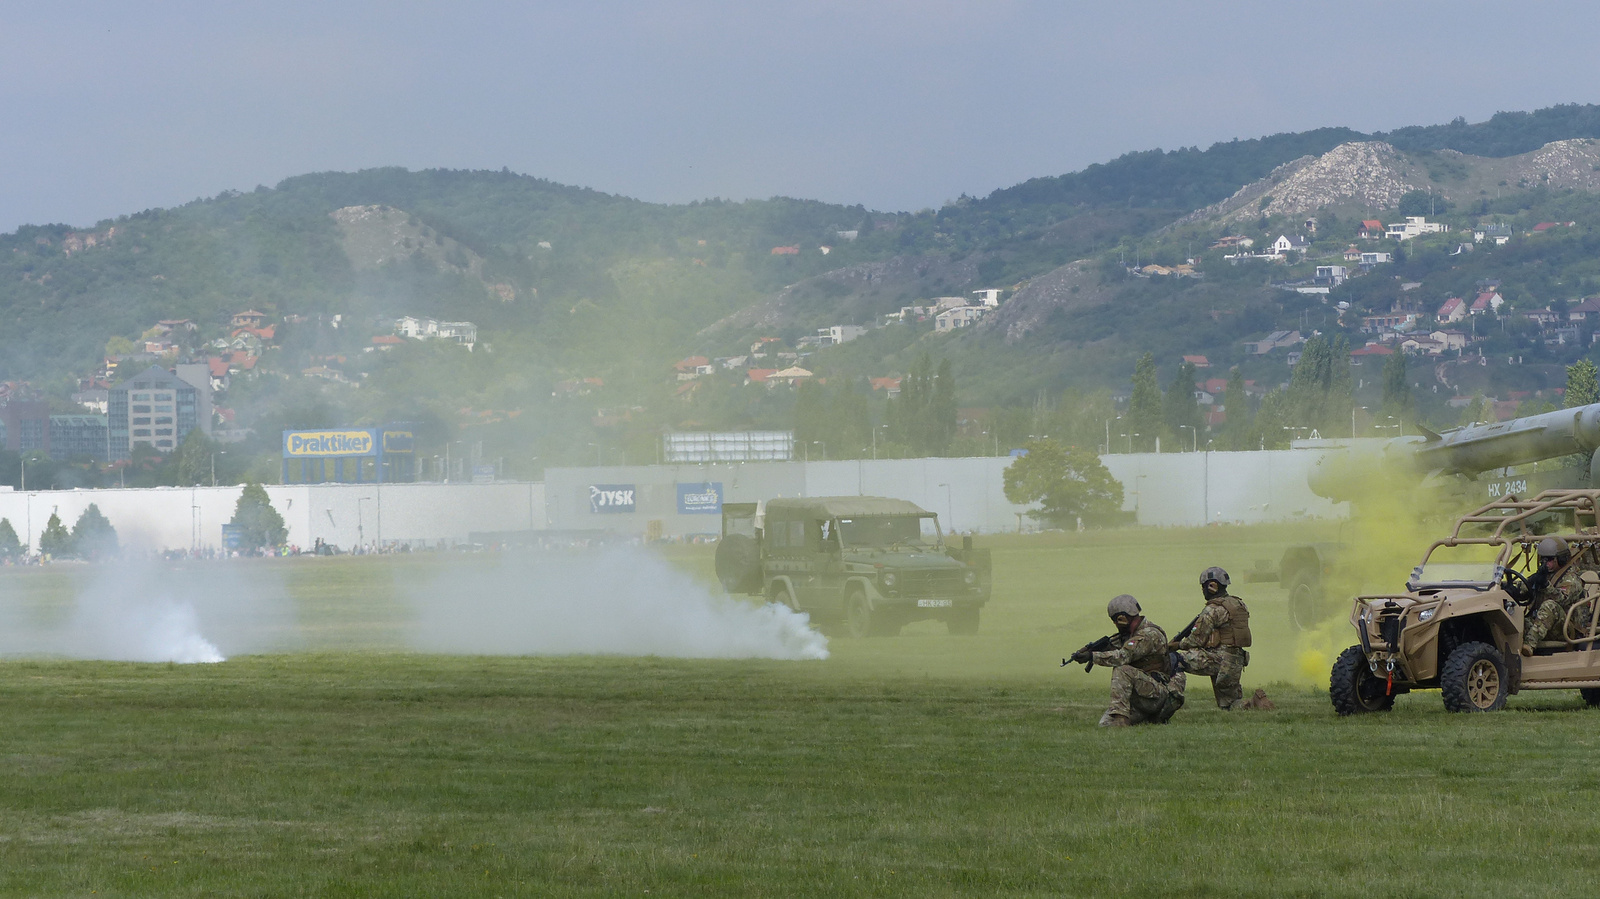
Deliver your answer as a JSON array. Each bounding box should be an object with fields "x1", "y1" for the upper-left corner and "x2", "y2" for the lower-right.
[{"x1": 917, "y1": 599, "x2": 953, "y2": 608}]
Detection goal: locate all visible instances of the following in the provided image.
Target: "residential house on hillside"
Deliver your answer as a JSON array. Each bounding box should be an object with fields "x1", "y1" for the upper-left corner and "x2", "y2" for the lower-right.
[
  {"x1": 1569, "y1": 298, "x2": 1600, "y2": 321},
  {"x1": 817, "y1": 325, "x2": 867, "y2": 346},
  {"x1": 767, "y1": 366, "x2": 813, "y2": 387},
  {"x1": 972, "y1": 289, "x2": 1003, "y2": 307},
  {"x1": 935, "y1": 306, "x2": 987, "y2": 331},
  {"x1": 231, "y1": 310, "x2": 267, "y2": 329},
  {"x1": 1358, "y1": 220, "x2": 1384, "y2": 239},
  {"x1": 1314, "y1": 265, "x2": 1348, "y2": 287},
  {"x1": 1344, "y1": 245, "x2": 1362, "y2": 261},
  {"x1": 1533, "y1": 222, "x2": 1575, "y2": 233},
  {"x1": 745, "y1": 368, "x2": 778, "y2": 386},
  {"x1": 1181, "y1": 355, "x2": 1210, "y2": 368},
  {"x1": 1243, "y1": 330, "x2": 1303, "y2": 354},
  {"x1": 1272, "y1": 234, "x2": 1310, "y2": 255},
  {"x1": 1437, "y1": 297, "x2": 1466, "y2": 323},
  {"x1": 1362, "y1": 312, "x2": 1416, "y2": 334},
  {"x1": 1359, "y1": 251, "x2": 1393, "y2": 268},
  {"x1": 770, "y1": 246, "x2": 800, "y2": 255},
  {"x1": 870, "y1": 377, "x2": 902, "y2": 398},
  {"x1": 674, "y1": 356, "x2": 713, "y2": 380},
  {"x1": 1470, "y1": 292, "x2": 1503, "y2": 315},
  {"x1": 1349, "y1": 343, "x2": 1394, "y2": 363},
  {"x1": 394, "y1": 316, "x2": 477, "y2": 349},
  {"x1": 1386, "y1": 216, "x2": 1448, "y2": 240},
  {"x1": 369, "y1": 335, "x2": 404, "y2": 352},
  {"x1": 1524, "y1": 308, "x2": 1561, "y2": 326}
]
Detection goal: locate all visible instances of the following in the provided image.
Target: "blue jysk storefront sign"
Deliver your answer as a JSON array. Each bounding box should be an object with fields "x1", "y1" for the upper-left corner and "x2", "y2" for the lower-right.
[
  {"x1": 589, "y1": 484, "x2": 636, "y2": 514},
  {"x1": 676, "y1": 482, "x2": 722, "y2": 514}
]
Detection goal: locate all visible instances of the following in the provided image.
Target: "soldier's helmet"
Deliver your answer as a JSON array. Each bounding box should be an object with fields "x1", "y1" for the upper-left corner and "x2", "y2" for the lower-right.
[
  {"x1": 1200, "y1": 566, "x2": 1231, "y2": 588},
  {"x1": 1106, "y1": 594, "x2": 1142, "y2": 619},
  {"x1": 1537, "y1": 536, "x2": 1572, "y2": 566}
]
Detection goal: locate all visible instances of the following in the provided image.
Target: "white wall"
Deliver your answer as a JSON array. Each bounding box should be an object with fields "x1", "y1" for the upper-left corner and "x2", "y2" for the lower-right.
[{"x1": 0, "y1": 482, "x2": 545, "y2": 553}]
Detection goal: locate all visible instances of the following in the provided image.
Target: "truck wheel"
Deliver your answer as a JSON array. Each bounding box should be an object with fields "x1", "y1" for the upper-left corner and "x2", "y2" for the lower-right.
[
  {"x1": 1441, "y1": 642, "x2": 1509, "y2": 712},
  {"x1": 947, "y1": 608, "x2": 980, "y2": 635},
  {"x1": 714, "y1": 534, "x2": 762, "y2": 594},
  {"x1": 768, "y1": 583, "x2": 797, "y2": 610},
  {"x1": 1330, "y1": 645, "x2": 1394, "y2": 715},
  {"x1": 1288, "y1": 577, "x2": 1323, "y2": 631},
  {"x1": 1580, "y1": 688, "x2": 1600, "y2": 707},
  {"x1": 845, "y1": 589, "x2": 875, "y2": 638}
]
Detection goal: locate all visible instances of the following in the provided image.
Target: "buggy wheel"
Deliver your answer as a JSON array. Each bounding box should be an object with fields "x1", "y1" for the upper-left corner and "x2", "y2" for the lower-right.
[
  {"x1": 1330, "y1": 645, "x2": 1394, "y2": 715},
  {"x1": 1441, "y1": 642, "x2": 1509, "y2": 712}
]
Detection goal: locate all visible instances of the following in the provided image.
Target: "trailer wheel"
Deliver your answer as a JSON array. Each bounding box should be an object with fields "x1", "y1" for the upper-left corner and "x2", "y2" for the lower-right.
[
  {"x1": 1441, "y1": 642, "x2": 1509, "y2": 712},
  {"x1": 1580, "y1": 687, "x2": 1600, "y2": 707},
  {"x1": 1330, "y1": 645, "x2": 1394, "y2": 715},
  {"x1": 1288, "y1": 576, "x2": 1324, "y2": 632}
]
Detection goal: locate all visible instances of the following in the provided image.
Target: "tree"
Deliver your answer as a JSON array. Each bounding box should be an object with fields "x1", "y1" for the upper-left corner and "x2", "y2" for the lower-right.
[
  {"x1": 175, "y1": 429, "x2": 219, "y2": 486},
  {"x1": 886, "y1": 354, "x2": 956, "y2": 456},
  {"x1": 1002, "y1": 438, "x2": 1124, "y2": 528},
  {"x1": 1219, "y1": 368, "x2": 1251, "y2": 450},
  {"x1": 71, "y1": 504, "x2": 119, "y2": 560},
  {"x1": 38, "y1": 512, "x2": 71, "y2": 558},
  {"x1": 1127, "y1": 352, "x2": 1163, "y2": 452},
  {"x1": 228, "y1": 482, "x2": 287, "y2": 550},
  {"x1": 0, "y1": 518, "x2": 20, "y2": 559},
  {"x1": 1163, "y1": 361, "x2": 1202, "y2": 449},
  {"x1": 1381, "y1": 351, "x2": 1414, "y2": 425},
  {"x1": 1566, "y1": 359, "x2": 1600, "y2": 408},
  {"x1": 1284, "y1": 334, "x2": 1352, "y2": 436}
]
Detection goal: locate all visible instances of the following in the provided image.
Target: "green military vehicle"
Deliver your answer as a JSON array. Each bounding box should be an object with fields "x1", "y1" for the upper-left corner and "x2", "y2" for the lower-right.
[{"x1": 714, "y1": 496, "x2": 991, "y2": 637}]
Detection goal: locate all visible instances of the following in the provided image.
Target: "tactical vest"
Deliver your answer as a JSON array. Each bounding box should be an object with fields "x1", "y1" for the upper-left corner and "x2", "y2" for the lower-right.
[
  {"x1": 1205, "y1": 594, "x2": 1252, "y2": 649},
  {"x1": 1131, "y1": 622, "x2": 1171, "y2": 676}
]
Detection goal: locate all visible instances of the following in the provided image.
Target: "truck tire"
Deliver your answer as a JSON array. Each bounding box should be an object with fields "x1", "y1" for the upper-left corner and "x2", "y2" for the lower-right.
[
  {"x1": 1288, "y1": 576, "x2": 1323, "y2": 632},
  {"x1": 1582, "y1": 688, "x2": 1600, "y2": 707},
  {"x1": 947, "y1": 608, "x2": 980, "y2": 635},
  {"x1": 767, "y1": 582, "x2": 797, "y2": 610},
  {"x1": 844, "y1": 589, "x2": 873, "y2": 638},
  {"x1": 714, "y1": 534, "x2": 762, "y2": 594},
  {"x1": 1441, "y1": 642, "x2": 1509, "y2": 712},
  {"x1": 1330, "y1": 645, "x2": 1395, "y2": 715}
]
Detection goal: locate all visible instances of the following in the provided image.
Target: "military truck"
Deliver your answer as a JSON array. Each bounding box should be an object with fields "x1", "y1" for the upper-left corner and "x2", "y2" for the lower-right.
[
  {"x1": 713, "y1": 496, "x2": 991, "y2": 636},
  {"x1": 1331, "y1": 488, "x2": 1600, "y2": 714},
  {"x1": 1271, "y1": 402, "x2": 1600, "y2": 629}
]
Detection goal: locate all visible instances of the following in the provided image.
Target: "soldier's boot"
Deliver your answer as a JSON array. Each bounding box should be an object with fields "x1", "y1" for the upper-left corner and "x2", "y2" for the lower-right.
[
  {"x1": 1241, "y1": 689, "x2": 1275, "y2": 710},
  {"x1": 1100, "y1": 714, "x2": 1132, "y2": 728}
]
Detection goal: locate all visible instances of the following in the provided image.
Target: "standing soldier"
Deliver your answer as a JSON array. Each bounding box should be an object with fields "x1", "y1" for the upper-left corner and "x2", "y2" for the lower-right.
[
  {"x1": 1171, "y1": 566, "x2": 1273, "y2": 710},
  {"x1": 1069, "y1": 594, "x2": 1186, "y2": 727}
]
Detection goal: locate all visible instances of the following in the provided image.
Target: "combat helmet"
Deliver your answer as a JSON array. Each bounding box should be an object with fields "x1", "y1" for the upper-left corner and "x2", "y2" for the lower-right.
[
  {"x1": 1537, "y1": 535, "x2": 1571, "y2": 567},
  {"x1": 1200, "y1": 566, "x2": 1231, "y2": 588},
  {"x1": 1106, "y1": 594, "x2": 1142, "y2": 620}
]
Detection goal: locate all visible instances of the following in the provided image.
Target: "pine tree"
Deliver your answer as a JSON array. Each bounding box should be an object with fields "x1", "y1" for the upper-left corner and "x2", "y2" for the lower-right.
[
  {"x1": 930, "y1": 359, "x2": 957, "y2": 454},
  {"x1": 1163, "y1": 361, "x2": 1202, "y2": 449},
  {"x1": 1220, "y1": 368, "x2": 1250, "y2": 450},
  {"x1": 0, "y1": 518, "x2": 20, "y2": 559},
  {"x1": 38, "y1": 512, "x2": 72, "y2": 559},
  {"x1": 1127, "y1": 352, "x2": 1163, "y2": 452},
  {"x1": 229, "y1": 482, "x2": 287, "y2": 550},
  {"x1": 71, "y1": 504, "x2": 119, "y2": 560}
]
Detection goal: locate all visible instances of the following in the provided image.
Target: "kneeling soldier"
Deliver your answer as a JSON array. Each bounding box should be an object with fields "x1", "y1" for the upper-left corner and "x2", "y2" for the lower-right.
[
  {"x1": 1172, "y1": 566, "x2": 1272, "y2": 710},
  {"x1": 1071, "y1": 594, "x2": 1186, "y2": 727}
]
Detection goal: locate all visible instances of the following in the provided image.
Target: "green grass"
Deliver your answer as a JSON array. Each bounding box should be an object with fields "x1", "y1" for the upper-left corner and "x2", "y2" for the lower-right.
[{"x1": 1, "y1": 526, "x2": 1597, "y2": 897}]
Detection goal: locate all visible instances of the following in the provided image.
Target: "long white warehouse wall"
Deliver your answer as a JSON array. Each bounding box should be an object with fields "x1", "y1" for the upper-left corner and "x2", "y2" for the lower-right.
[{"x1": 0, "y1": 482, "x2": 545, "y2": 553}]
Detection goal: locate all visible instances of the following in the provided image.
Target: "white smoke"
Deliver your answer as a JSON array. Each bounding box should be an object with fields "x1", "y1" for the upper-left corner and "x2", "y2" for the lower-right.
[
  {"x1": 406, "y1": 546, "x2": 830, "y2": 660},
  {"x1": 0, "y1": 559, "x2": 298, "y2": 663}
]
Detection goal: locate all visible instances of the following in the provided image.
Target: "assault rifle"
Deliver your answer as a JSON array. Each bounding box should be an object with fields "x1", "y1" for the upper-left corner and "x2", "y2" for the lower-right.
[
  {"x1": 1063, "y1": 635, "x2": 1114, "y2": 672},
  {"x1": 1171, "y1": 614, "x2": 1201, "y2": 645}
]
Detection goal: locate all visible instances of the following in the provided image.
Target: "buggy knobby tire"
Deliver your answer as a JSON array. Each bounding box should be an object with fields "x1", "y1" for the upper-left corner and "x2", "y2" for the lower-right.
[
  {"x1": 1330, "y1": 645, "x2": 1395, "y2": 715},
  {"x1": 1441, "y1": 641, "x2": 1509, "y2": 712}
]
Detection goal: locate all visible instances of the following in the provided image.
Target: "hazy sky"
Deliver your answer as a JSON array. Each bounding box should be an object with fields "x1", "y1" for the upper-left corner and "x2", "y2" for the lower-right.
[{"x1": 5, "y1": 2, "x2": 1600, "y2": 233}]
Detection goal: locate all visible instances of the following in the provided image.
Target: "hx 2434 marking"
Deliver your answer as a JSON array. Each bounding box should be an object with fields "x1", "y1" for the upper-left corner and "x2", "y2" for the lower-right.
[{"x1": 1486, "y1": 479, "x2": 1528, "y2": 498}]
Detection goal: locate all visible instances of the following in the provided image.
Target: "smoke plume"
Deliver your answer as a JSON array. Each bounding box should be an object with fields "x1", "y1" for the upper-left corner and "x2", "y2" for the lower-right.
[{"x1": 405, "y1": 546, "x2": 830, "y2": 660}]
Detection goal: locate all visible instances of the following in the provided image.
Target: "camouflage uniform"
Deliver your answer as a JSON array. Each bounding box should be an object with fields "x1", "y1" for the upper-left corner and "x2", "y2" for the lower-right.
[
  {"x1": 1176, "y1": 592, "x2": 1252, "y2": 709},
  {"x1": 1092, "y1": 619, "x2": 1186, "y2": 725},
  {"x1": 1524, "y1": 569, "x2": 1582, "y2": 647}
]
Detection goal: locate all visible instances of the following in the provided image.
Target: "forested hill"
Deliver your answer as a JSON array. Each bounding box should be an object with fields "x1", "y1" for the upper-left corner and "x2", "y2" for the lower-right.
[{"x1": 10, "y1": 102, "x2": 1600, "y2": 477}]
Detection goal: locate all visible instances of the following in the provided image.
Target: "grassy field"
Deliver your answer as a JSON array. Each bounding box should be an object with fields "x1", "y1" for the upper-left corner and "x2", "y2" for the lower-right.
[{"x1": 0, "y1": 526, "x2": 1597, "y2": 897}]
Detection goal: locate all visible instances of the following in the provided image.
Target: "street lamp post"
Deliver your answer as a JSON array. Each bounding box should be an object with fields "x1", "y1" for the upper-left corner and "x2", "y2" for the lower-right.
[
  {"x1": 937, "y1": 482, "x2": 954, "y2": 533},
  {"x1": 356, "y1": 497, "x2": 369, "y2": 552},
  {"x1": 1179, "y1": 424, "x2": 1197, "y2": 453},
  {"x1": 812, "y1": 441, "x2": 827, "y2": 461}
]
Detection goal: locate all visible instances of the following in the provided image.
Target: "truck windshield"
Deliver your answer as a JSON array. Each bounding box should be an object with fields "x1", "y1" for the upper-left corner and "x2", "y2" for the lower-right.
[
  {"x1": 1413, "y1": 543, "x2": 1507, "y2": 587},
  {"x1": 837, "y1": 516, "x2": 939, "y2": 547}
]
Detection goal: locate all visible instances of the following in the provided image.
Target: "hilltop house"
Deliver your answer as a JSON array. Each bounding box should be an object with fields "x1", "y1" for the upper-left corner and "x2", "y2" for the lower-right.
[
  {"x1": 1437, "y1": 297, "x2": 1466, "y2": 323},
  {"x1": 1470, "y1": 292, "x2": 1504, "y2": 315},
  {"x1": 935, "y1": 306, "x2": 987, "y2": 331},
  {"x1": 1358, "y1": 220, "x2": 1384, "y2": 239},
  {"x1": 1386, "y1": 216, "x2": 1448, "y2": 241},
  {"x1": 1243, "y1": 330, "x2": 1304, "y2": 355}
]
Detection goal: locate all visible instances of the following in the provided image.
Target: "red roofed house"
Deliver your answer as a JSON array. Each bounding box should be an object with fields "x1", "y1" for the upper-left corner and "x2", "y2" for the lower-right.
[
  {"x1": 870, "y1": 377, "x2": 902, "y2": 398},
  {"x1": 746, "y1": 368, "x2": 778, "y2": 385},
  {"x1": 1181, "y1": 355, "x2": 1210, "y2": 368},
  {"x1": 1568, "y1": 297, "x2": 1600, "y2": 321},
  {"x1": 1437, "y1": 297, "x2": 1465, "y2": 323},
  {"x1": 1533, "y1": 222, "x2": 1575, "y2": 232},
  {"x1": 1358, "y1": 220, "x2": 1384, "y2": 239},
  {"x1": 1202, "y1": 377, "x2": 1229, "y2": 395},
  {"x1": 1350, "y1": 344, "x2": 1395, "y2": 363},
  {"x1": 371, "y1": 335, "x2": 404, "y2": 351},
  {"x1": 770, "y1": 246, "x2": 800, "y2": 255},
  {"x1": 1470, "y1": 291, "x2": 1503, "y2": 315}
]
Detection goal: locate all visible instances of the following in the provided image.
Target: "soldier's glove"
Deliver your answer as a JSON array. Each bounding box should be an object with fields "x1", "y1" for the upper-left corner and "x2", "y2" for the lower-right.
[
  {"x1": 1069, "y1": 649, "x2": 1093, "y2": 666},
  {"x1": 1166, "y1": 640, "x2": 1181, "y2": 651}
]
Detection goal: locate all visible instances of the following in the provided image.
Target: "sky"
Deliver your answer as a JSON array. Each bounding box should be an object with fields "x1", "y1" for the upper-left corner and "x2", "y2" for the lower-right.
[{"x1": 5, "y1": 1, "x2": 1600, "y2": 233}]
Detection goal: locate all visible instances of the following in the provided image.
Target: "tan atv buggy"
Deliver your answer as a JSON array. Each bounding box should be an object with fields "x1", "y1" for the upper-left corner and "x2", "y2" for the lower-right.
[{"x1": 1331, "y1": 489, "x2": 1600, "y2": 715}]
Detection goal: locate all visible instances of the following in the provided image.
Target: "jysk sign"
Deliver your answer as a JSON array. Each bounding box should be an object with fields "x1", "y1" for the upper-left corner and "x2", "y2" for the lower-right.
[
  {"x1": 589, "y1": 484, "x2": 636, "y2": 514},
  {"x1": 677, "y1": 482, "x2": 722, "y2": 514},
  {"x1": 284, "y1": 429, "x2": 377, "y2": 457}
]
